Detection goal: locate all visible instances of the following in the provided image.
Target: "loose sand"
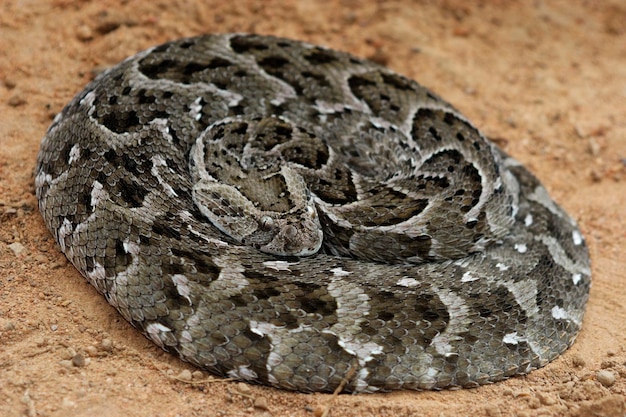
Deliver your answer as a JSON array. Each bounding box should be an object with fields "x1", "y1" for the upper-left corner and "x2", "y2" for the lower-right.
[{"x1": 1, "y1": 1, "x2": 624, "y2": 416}]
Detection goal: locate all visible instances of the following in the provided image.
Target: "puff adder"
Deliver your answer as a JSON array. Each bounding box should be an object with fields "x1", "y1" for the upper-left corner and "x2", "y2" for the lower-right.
[{"x1": 35, "y1": 34, "x2": 591, "y2": 393}]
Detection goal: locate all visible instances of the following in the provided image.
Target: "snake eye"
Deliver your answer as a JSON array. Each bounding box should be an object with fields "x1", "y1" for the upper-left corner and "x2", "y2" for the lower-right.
[{"x1": 260, "y1": 215, "x2": 274, "y2": 231}]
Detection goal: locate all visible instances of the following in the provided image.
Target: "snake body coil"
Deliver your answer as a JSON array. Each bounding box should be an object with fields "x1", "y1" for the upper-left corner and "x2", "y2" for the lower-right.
[{"x1": 36, "y1": 34, "x2": 590, "y2": 392}]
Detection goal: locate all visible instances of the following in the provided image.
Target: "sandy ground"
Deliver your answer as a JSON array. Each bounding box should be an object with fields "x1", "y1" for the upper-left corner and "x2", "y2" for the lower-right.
[{"x1": 1, "y1": 1, "x2": 625, "y2": 416}]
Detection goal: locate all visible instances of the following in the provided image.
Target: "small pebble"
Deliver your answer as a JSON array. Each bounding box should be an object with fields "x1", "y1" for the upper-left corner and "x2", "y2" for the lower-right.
[
  {"x1": 60, "y1": 348, "x2": 73, "y2": 360},
  {"x1": 192, "y1": 370, "x2": 204, "y2": 380},
  {"x1": 313, "y1": 405, "x2": 326, "y2": 417},
  {"x1": 7, "y1": 94, "x2": 26, "y2": 107},
  {"x1": 72, "y1": 354, "x2": 86, "y2": 367},
  {"x1": 59, "y1": 360, "x2": 73, "y2": 369},
  {"x1": 1, "y1": 319, "x2": 15, "y2": 331},
  {"x1": 3, "y1": 78, "x2": 16, "y2": 89},
  {"x1": 8, "y1": 242, "x2": 25, "y2": 256},
  {"x1": 571, "y1": 354, "x2": 586, "y2": 368},
  {"x1": 253, "y1": 396, "x2": 269, "y2": 411},
  {"x1": 514, "y1": 390, "x2": 532, "y2": 398},
  {"x1": 85, "y1": 345, "x2": 98, "y2": 356},
  {"x1": 22, "y1": 390, "x2": 35, "y2": 416},
  {"x1": 100, "y1": 338, "x2": 113, "y2": 352},
  {"x1": 177, "y1": 369, "x2": 192, "y2": 381},
  {"x1": 75, "y1": 25, "x2": 93, "y2": 42},
  {"x1": 536, "y1": 391, "x2": 557, "y2": 406},
  {"x1": 52, "y1": 258, "x2": 68, "y2": 269},
  {"x1": 601, "y1": 360, "x2": 616, "y2": 369},
  {"x1": 34, "y1": 254, "x2": 48, "y2": 263},
  {"x1": 596, "y1": 370, "x2": 616, "y2": 387},
  {"x1": 237, "y1": 382, "x2": 251, "y2": 395}
]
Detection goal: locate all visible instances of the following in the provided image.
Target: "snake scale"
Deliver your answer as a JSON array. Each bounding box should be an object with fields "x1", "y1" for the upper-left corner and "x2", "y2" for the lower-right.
[{"x1": 35, "y1": 34, "x2": 591, "y2": 393}]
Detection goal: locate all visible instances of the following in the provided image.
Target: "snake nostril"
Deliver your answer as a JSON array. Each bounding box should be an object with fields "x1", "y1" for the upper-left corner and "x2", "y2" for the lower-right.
[{"x1": 284, "y1": 225, "x2": 297, "y2": 238}]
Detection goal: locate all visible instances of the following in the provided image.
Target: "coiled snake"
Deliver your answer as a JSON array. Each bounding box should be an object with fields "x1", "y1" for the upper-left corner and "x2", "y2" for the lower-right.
[{"x1": 35, "y1": 34, "x2": 591, "y2": 392}]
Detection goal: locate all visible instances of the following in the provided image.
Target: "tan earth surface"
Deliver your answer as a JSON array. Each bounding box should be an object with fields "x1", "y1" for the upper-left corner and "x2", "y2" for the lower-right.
[{"x1": 1, "y1": 1, "x2": 625, "y2": 416}]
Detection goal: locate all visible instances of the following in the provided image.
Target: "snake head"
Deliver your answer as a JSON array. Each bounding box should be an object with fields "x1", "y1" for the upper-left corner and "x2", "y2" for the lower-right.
[
  {"x1": 191, "y1": 166, "x2": 323, "y2": 257},
  {"x1": 256, "y1": 205, "x2": 323, "y2": 256}
]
